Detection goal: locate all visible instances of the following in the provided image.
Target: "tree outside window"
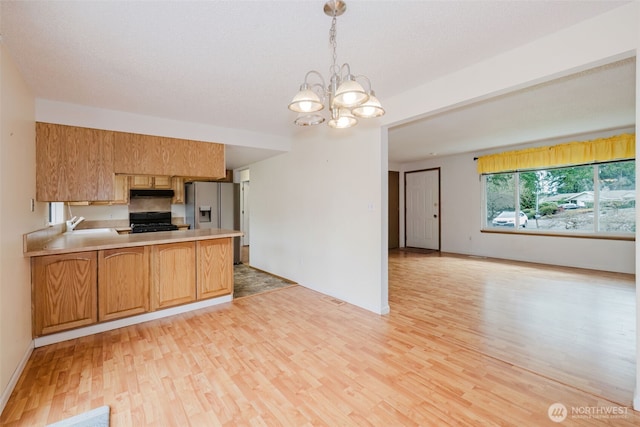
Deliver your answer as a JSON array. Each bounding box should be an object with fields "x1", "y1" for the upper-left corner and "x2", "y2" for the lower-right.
[{"x1": 484, "y1": 160, "x2": 635, "y2": 236}]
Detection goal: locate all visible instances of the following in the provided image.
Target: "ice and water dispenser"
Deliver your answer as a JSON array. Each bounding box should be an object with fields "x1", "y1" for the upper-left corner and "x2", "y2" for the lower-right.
[{"x1": 199, "y1": 206, "x2": 212, "y2": 223}]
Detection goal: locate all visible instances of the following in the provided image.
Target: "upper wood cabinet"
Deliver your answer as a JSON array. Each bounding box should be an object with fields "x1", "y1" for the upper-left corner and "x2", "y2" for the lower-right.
[
  {"x1": 112, "y1": 175, "x2": 130, "y2": 204},
  {"x1": 129, "y1": 175, "x2": 172, "y2": 189},
  {"x1": 114, "y1": 132, "x2": 225, "y2": 179},
  {"x1": 171, "y1": 177, "x2": 185, "y2": 204},
  {"x1": 36, "y1": 122, "x2": 225, "y2": 202},
  {"x1": 36, "y1": 123, "x2": 115, "y2": 202}
]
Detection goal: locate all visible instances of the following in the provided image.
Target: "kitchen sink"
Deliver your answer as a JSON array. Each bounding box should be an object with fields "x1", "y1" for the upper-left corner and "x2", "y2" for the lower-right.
[{"x1": 64, "y1": 228, "x2": 118, "y2": 236}]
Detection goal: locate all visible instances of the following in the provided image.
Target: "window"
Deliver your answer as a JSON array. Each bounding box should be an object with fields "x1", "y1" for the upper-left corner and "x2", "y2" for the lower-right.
[
  {"x1": 484, "y1": 160, "x2": 635, "y2": 236},
  {"x1": 49, "y1": 202, "x2": 65, "y2": 225}
]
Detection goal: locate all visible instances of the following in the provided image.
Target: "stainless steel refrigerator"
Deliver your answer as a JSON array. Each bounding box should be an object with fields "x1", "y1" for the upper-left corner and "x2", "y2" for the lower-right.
[{"x1": 185, "y1": 181, "x2": 241, "y2": 264}]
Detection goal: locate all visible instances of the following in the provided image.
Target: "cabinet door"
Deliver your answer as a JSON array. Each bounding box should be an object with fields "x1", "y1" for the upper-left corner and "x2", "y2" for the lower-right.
[
  {"x1": 188, "y1": 141, "x2": 225, "y2": 179},
  {"x1": 128, "y1": 175, "x2": 172, "y2": 189},
  {"x1": 114, "y1": 128, "x2": 225, "y2": 179},
  {"x1": 94, "y1": 129, "x2": 116, "y2": 201},
  {"x1": 151, "y1": 242, "x2": 196, "y2": 310},
  {"x1": 197, "y1": 238, "x2": 233, "y2": 299},
  {"x1": 112, "y1": 175, "x2": 129, "y2": 204},
  {"x1": 171, "y1": 177, "x2": 185, "y2": 204},
  {"x1": 36, "y1": 123, "x2": 115, "y2": 201},
  {"x1": 129, "y1": 175, "x2": 154, "y2": 189},
  {"x1": 98, "y1": 247, "x2": 150, "y2": 321},
  {"x1": 33, "y1": 252, "x2": 97, "y2": 336},
  {"x1": 113, "y1": 132, "x2": 156, "y2": 175},
  {"x1": 153, "y1": 176, "x2": 172, "y2": 189},
  {"x1": 36, "y1": 122, "x2": 67, "y2": 201}
]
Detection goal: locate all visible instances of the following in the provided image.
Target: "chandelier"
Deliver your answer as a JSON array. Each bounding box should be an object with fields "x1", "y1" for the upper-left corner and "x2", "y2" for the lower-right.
[{"x1": 288, "y1": 0, "x2": 385, "y2": 129}]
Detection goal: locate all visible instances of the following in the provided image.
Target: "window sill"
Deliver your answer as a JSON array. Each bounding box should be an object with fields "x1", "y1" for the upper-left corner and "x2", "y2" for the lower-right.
[{"x1": 481, "y1": 229, "x2": 635, "y2": 241}]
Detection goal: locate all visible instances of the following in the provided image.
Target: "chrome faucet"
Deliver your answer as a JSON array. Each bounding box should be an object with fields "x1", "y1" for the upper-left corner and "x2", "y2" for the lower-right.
[{"x1": 66, "y1": 216, "x2": 85, "y2": 232}]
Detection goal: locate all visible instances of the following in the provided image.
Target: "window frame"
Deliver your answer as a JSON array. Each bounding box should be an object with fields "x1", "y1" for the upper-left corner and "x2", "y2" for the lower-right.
[{"x1": 481, "y1": 160, "x2": 635, "y2": 240}]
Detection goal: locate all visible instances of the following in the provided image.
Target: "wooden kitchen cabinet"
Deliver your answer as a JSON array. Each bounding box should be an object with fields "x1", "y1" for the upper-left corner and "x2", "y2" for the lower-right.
[
  {"x1": 129, "y1": 175, "x2": 173, "y2": 189},
  {"x1": 151, "y1": 242, "x2": 196, "y2": 310},
  {"x1": 171, "y1": 177, "x2": 185, "y2": 204},
  {"x1": 153, "y1": 175, "x2": 172, "y2": 189},
  {"x1": 32, "y1": 252, "x2": 97, "y2": 337},
  {"x1": 129, "y1": 175, "x2": 154, "y2": 189},
  {"x1": 197, "y1": 238, "x2": 233, "y2": 300},
  {"x1": 112, "y1": 175, "x2": 129, "y2": 204},
  {"x1": 114, "y1": 132, "x2": 225, "y2": 179},
  {"x1": 36, "y1": 123, "x2": 115, "y2": 202},
  {"x1": 36, "y1": 122, "x2": 225, "y2": 202},
  {"x1": 98, "y1": 247, "x2": 150, "y2": 321}
]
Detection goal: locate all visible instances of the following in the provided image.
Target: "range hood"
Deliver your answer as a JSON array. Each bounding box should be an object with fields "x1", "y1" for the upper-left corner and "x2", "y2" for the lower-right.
[{"x1": 129, "y1": 189, "x2": 175, "y2": 198}]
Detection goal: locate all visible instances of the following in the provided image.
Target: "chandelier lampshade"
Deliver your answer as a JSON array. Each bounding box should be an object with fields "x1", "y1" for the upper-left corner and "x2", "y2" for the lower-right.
[
  {"x1": 288, "y1": 86, "x2": 324, "y2": 113},
  {"x1": 352, "y1": 91, "x2": 385, "y2": 118},
  {"x1": 294, "y1": 112, "x2": 326, "y2": 127},
  {"x1": 333, "y1": 78, "x2": 368, "y2": 108}
]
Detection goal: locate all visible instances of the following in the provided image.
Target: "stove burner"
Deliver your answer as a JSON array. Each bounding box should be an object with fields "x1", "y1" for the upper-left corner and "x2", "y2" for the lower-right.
[{"x1": 129, "y1": 211, "x2": 178, "y2": 233}]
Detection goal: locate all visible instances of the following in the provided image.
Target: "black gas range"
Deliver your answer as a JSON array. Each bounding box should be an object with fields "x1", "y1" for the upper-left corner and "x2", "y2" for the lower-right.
[{"x1": 129, "y1": 211, "x2": 179, "y2": 234}]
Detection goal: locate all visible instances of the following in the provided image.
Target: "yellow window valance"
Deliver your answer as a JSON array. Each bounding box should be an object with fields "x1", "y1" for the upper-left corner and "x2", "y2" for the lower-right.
[{"x1": 477, "y1": 133, "x2": 635, "y2": 174}]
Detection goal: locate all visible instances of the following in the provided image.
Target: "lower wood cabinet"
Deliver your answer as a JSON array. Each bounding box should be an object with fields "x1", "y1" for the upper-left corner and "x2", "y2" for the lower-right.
[
  {"x1": 151, "y1": 242, "x2": 196, "y2": 310},
  {"x1": 98, "y1": 247, "x2": 150, "y2": 321},
  {"x1": 32, "y1": 238, "x2": 234, "y2": 337},
  {"x1": 197, "y1": 238, "x2": 233, "y2": 299},
  {"x1": 33, "y1": 252, "x2": 97, "y2": 337}
]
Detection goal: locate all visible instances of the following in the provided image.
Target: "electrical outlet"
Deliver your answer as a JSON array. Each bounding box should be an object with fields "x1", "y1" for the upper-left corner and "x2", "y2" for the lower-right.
[{"x1": 30, "y1": 198, "x2": 35, "y2": 212}]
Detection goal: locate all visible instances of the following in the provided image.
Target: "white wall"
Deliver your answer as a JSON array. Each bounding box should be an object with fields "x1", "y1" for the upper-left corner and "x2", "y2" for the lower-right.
[
  {"x1": 250, "y1": 127, "x2": 388, "y2": 314},
  {"x1": 67, "y1": 203, "x2": 186, "y2": 224},
  {"x1": 0, "y1": 46, "x2": 43, "y2": 411},
  {"x1": 36, "y1": 99, "x2": 291, "y2": 152},
  {"x1": 400, "y1": 128, "x2": 635, "y2": 274}
]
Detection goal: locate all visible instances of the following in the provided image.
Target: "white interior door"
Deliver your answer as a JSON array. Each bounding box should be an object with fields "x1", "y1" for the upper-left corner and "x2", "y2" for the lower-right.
[
  {"x1": 406, "y1": 169, "x2": 440, "y2": 250},
  {"x1": 241, "y1": 181, "x2": 250, "y2": 246}
]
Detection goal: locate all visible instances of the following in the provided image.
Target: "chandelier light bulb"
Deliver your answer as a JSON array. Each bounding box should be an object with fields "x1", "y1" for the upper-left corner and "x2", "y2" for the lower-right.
[
  {"x1": 333, "y1": 78, "x2": 368, "y2": 108},
  {"x1": 328, "y1": 109, "x2": 357, "y2": 129}
]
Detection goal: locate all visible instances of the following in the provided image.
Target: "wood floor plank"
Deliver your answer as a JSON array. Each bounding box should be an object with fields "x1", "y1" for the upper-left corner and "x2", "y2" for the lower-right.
[{"x1": 1, "y1": 251, "x2": 639, "y2": 425}]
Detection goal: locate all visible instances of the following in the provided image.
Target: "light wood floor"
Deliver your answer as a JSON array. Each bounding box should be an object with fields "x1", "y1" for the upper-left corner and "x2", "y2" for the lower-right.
[{"x1": 1, "y1": 250, "x2": 638, "y2": 425}]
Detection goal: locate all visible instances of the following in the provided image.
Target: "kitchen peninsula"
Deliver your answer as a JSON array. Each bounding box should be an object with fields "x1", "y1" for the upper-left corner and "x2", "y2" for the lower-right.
[{"x1": 24, "y1": 227, "x2": 242, "y2": 347}]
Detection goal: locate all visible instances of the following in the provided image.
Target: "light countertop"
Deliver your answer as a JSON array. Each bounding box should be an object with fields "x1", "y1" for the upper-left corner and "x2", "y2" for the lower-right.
[{"x1": 24, "y1": 228, "x2": 243, "y2": 257}]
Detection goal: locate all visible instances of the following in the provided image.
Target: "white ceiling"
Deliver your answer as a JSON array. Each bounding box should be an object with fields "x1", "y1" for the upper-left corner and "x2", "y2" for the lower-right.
[
  {"x1": 0, "y1": 1, "x2": 634, "y2": 169},
  {"x1": 389, "y1": 58, "x2": 637, "y2": 164}
]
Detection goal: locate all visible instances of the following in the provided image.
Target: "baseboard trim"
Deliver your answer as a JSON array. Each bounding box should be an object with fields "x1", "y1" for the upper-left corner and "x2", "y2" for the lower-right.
[
  {"x1": 0, "y1": 340, "x2": 34, "y2": 416},
  {"x1": 34, "y1": 294, "x2": 233, "y2": 348}
]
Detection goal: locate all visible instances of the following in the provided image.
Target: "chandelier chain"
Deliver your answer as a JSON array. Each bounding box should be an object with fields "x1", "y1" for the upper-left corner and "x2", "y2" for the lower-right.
[{"x1": 329, "y1": 16, "x2": 338, "y2": 75}]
